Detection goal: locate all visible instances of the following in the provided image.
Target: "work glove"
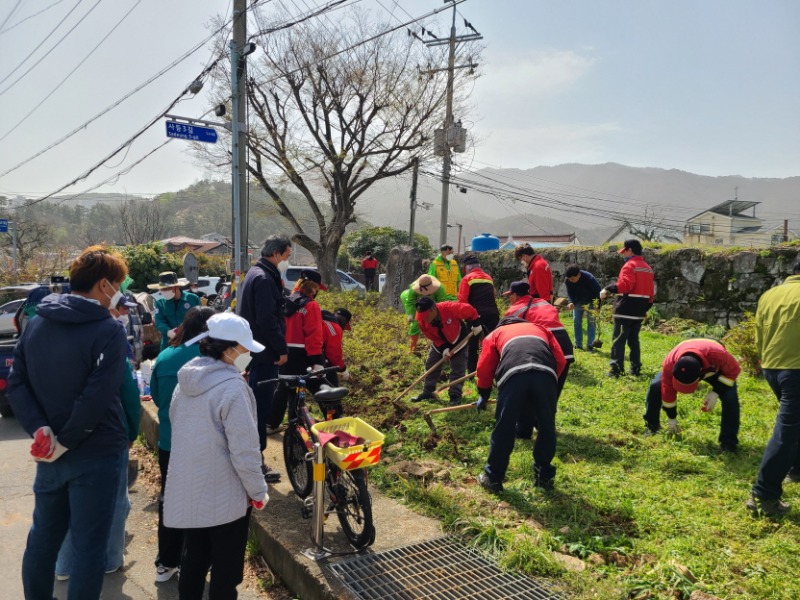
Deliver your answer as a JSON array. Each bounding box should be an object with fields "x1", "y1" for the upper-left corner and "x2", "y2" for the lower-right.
[
  {"x1": 717, "y1": 375, "x2": 735, "y2": 387},
  {"x1": 311, "y1": 364, "x2": 325, "y2": 374},
  {"x1": 471, "y1": 325, "x2": 483, "y2": 337},
  {"x1": 701, "y1": 391, "x2": 719, "y2": 412},
  {"x1": 31, "y1": 426, "x2": 69, "y2": 463},
  {"x1": 407, "y1": 314, "x2": 414, "y2": 322},
  {"x1": 476, "y1": 387, "x2": 491, "y2": 412},
  {"x1": 442, "y1": 348, "x2": 452, "y2": 361},
  {"x1": 667, "y1": 418, "x2": 680, "y2": 435},
  {"x1": 599, "y1": 289, "x2": 609, "y2": 301},
  {"x1": 567, "y1": 303, "x2": 574, "y2": 310},
  {"x1": 249, "y1": 495, "x2": 269, "y2": 510},
  {"x1": 167, "y1": 328, "x2": 177, "y2": 340},
  {"x1": 339, "y1": 370, "x2": 350, "y2": 382}
]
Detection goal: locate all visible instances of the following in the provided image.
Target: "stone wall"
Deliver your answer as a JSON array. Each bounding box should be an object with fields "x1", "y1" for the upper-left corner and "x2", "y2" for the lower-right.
[{"x1": 381, "y1": 245, "x2": 800, "y2": 327}]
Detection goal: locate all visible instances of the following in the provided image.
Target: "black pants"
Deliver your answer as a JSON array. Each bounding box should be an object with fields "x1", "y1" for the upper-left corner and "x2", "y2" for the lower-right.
[
  {"x1": 515, "y1": 362, "x2": 570, "y2": 438},
  {"x1": 467, "y1": 312, "x2": 500, "y2": 374},
  {"x1": 364, "y1": 270, "x2": 376, "y2": 291},
  {"x1": 248, "y1": 362, "x2": 279, "y2": 452},
  {"x1": 610, "y1": 318, "x2": 643, "y2": 374},
  {"x1": 179, "y1": 510, "x2": 251, "y2": 600},
  {"x1": 483, "y1": 370, "x2": 558, "y2": 484},
  {"x1": 157, "y1": 449, "x2": 184, "y2": 569}
]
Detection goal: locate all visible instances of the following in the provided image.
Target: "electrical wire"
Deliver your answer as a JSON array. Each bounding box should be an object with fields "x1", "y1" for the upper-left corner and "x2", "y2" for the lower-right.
[
  {"x1": 0, "y1": 0, "x2": 23, "y2": 32},
  {"x1": 0, "y1": 0, "x2": 144, "y2": 142},
  {"x1": 0, "y1": 0, "x2": 102, "y2": 97},
  {"x1": 0, "y1": 0, "x2": 66, "y2": 36}
]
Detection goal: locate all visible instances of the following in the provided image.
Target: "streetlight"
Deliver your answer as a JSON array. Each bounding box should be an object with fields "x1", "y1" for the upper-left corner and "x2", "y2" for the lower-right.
[{"x1": 447, "y1": 222, "x2": 463, "y2": 254}]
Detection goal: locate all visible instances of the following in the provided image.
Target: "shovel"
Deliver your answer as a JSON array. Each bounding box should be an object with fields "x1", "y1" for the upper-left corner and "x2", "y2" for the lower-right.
[
  {"x1": 393, "y1": 330, "x2": 476, "y2": 403},
  {"x1": 424, "y1": 399, "x2": 496, "y2": 435}
]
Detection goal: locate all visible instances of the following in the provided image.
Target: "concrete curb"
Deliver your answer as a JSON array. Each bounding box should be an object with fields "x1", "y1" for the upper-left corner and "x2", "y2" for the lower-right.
[{"x1": 140, "y1": 401, "x2": 443, "y2": 599}]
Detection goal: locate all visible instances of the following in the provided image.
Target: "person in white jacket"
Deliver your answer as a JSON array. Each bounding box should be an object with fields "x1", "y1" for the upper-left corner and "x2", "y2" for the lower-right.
[{"x1": 164, "y1": 313, "x2": 269, "y2": 598}]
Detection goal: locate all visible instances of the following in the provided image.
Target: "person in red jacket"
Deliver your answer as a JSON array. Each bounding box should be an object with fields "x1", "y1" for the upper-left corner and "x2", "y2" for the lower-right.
[
  {"x1": 514, "y1": 244, "x2": 554, "y2": 303},
  {"x1": 600, "y1": 239, "x2": 655, "y2": 377},
  {"x1": 361, "y1": 252, "x2": 379, "y2": 291},
  {"x1": 644, "y1": 339, "x2": 741, "y2": 451},
  {"x1": 458, "y1": 255, "x2": 500, "y2": 373},
  {"x1": 268, "y1": 269, "x2": 326, "y2": 430},
  {"x1": 475, "y1": 317, "x2": 566, "y2": 494},
  {"x1": 321, "y1": 308, "x2": 352, "y2": 384},
  {"x1": 411, "y1": 297, "x2": 482, "y2": 406}
]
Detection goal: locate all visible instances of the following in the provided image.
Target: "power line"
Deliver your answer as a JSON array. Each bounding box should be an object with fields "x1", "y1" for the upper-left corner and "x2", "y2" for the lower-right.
[
  {"x1": 0, "y1": 0, "x2": 103, "y2": 97},
  {"x1": 0, "y1": 0, "x2": 144, "y2": 142},
  {"x1": 0, "y1": 0, "x2": 23, "y2": 32},
  {"x1": 0, "y1": 0, "x2": 66, "y2": 36}
]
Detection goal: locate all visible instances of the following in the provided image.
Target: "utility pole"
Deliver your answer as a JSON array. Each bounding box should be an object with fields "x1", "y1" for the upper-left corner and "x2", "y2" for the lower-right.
[
  {"x1": 231, "y1": 0, "x2": 249, "y2": 277},
  {"x1": 447, "y1": 222, "x2": 463, "y2": 253},
  {"x1": 408, "y1": 158, "x2": 419, "y2": 245},
  {"x1": 422, "y1": 1, "x2": 481, "y2": 248}
]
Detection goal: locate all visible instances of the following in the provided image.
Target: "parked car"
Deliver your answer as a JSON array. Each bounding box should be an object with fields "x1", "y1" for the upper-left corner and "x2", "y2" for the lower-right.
[
  {"x1": 151, "y1": 276, "x2": 221, "y2": 303},
  {"x1": 281, "y1": 266, "x2": 366, "y2": 295},
  {"x1": 0, "y1": 299, "x2": 24, "y2": 337},
  {"x1": 0, "y1": 339, "x2": 16, "y2": 417}
]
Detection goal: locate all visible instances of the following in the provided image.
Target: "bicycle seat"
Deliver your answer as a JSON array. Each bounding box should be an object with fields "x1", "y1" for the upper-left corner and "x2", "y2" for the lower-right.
[{"x1": 314, "y1": 384, "x2": 348, "y2": 401}]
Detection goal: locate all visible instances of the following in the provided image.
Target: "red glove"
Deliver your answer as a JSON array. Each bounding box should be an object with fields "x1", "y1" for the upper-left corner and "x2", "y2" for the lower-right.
[
  {"x1": 31, "y1": 426, "x2": 55, "y2": 459},
  {"x1": 249, "y1": 497, "x2": 268, "y2": 510}
]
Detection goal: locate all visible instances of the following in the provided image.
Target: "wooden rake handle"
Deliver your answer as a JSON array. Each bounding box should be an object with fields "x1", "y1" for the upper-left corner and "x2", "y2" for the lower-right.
[{"x1": 435, "y1": 371, "x2": 477, "y2": 394}]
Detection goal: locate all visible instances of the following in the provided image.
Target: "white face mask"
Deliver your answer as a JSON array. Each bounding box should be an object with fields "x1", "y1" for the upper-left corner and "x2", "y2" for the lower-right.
[
  {"x1": 104, "y1": 280, "x2": 123, "y2": 309},
  {"x1": 232, "y1": 348, "x2": 252, "y2": 371},
  {"x1": 116, "y1": 315, "x2": 129, "y2": 328},
  {"x1": 190, "y1": 287, "x2": 199, "y2": 294},
  {"x1": 278, "y1": 260, "x2": 289, "y2": 271},
  {"x1": 161, "y1": 290, "x2": 175, "y2": 300},
  {"x1": 445, "y1": 254, "x2": 454, "y2": 262}
]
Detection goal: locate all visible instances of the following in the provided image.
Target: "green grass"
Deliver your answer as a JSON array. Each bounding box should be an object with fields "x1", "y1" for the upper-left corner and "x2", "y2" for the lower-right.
[{"x1": 318, "y1": 291, "x2": 800, "y2": 600}]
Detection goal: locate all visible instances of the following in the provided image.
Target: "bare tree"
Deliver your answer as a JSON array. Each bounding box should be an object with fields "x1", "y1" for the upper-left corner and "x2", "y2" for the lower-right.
[
  {"x1": 2, "y1": 215, "x2": 54, "y2": 268},
  {"x1": 118, "y1": 198, "x2": 168, "y2": 245},
  {"x1": 203, "y1": 10, "x2": 478, "y2": 283},
  {"x1": 624, "y1": 206, "x2": 673, "y2": 242}
]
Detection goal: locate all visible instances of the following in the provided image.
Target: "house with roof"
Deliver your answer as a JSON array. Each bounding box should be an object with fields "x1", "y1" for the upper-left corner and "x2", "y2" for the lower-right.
[
  {"x1": 682, "y1": 200, "x2": 795, "y2": 247},
  {"x1": 159, "y1": 236, "x2": 230, "y2": 256},
  {"x1": 497, "y1": 233, "x2": 579, "y2": 250}
]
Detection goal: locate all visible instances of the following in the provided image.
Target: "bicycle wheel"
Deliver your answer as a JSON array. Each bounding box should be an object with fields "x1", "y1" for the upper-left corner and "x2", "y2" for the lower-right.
[
  {"x1": 283, "y1": 423, "x2": 313, "y2": 498},
  {"x1": 333, "y1": 467, "x2": 375, "y2": 549}
]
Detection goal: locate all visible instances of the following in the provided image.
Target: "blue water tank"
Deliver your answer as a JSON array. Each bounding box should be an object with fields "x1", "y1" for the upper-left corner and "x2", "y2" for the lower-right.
[{"x1": 471, "y1": 233, "x2": 500, "y2": 252}]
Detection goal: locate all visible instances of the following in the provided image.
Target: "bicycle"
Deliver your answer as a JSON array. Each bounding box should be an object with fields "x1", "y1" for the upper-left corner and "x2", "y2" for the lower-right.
[{"x1": 261, "y1": 366, "x2": 379, "y2": 549}]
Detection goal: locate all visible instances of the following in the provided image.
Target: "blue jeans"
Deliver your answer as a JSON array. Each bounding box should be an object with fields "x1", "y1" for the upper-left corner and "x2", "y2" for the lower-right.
[
  {"x1": 572, "y1": 304, "x2": 596, "y2": 348},
  {"x1": 752, "y1": 369, "x2": 800, "y2": 501},
  {"x1": 22, "y1": 449, "x2": 124, "y2": 600},
  {"x1": 249, "y1": 362, "x2": 279, "y2": 452},
  {"x1": 644, "y1": 371, "x2": 740, "y2": 448},
  {"x1": 55, "y1": 448, "x2": 130, "y2": 576}
]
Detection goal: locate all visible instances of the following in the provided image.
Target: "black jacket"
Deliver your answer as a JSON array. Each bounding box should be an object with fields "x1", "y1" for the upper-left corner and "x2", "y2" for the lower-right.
[{"x1": 237, "y1": 259, "x2": 287, "y2": 365}]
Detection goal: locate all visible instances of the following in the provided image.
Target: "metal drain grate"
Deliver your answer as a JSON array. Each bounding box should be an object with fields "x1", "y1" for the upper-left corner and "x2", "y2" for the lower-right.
[{"x1": 328, "y1": 537, "x2": 565, "y2": 599}]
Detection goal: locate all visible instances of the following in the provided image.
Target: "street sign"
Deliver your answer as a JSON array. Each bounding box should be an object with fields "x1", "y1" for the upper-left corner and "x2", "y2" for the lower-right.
[
  {"x1": 182, "y1": 252, "x2": 199, "y2": 284},
  {"x1": 0, "y1": 219, "x2": 8, "y2": 233},
  {"x1": 165, "y1": 120, "x2": 218, "y2": 144}
]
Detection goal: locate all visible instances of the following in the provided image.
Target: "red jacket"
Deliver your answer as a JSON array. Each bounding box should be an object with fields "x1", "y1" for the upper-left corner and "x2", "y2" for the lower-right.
[
  {"x1": 527, "y1": 255, "x2": 553, "y2": 302},
  {"x1": 660, "y1": 339, "x2": 741, "y2": 406},
  {"x1": 322, "y1": 318, "x2": 345, "y2": 369},
  {"x1": 285, "y1": 295, "x2": 324, "y2": 363},
  {"x1": 362, "y1": 257, "x2": 378, "y2": 272},
  {"x1": 457, "y1": 267, "x2": 499, "y2": 316},
  {"x1": 606, "y1": 255, "x2": 654, "y2": 319},
  {"x1": 504, "y1": 295, "x2": 574, "y2": 361},
  {"x1": 477, "y1": 321, "x2": 566, "y2": 389},
  {"x1": 416, "y1": 301, "x2": 479, "y2": 352}
]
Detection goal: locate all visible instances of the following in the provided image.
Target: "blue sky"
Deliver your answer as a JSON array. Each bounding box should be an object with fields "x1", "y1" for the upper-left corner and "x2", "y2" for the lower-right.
[{"x1": 0, "y1": 0, "x2": 797, "y2": 200}]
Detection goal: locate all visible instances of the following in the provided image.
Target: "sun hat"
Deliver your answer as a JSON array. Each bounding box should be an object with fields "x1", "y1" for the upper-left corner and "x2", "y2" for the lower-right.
[
  {"x1": 184, "y1": 312, "x2": 265, "y2": 353},
  {"x1": 672, "y1": 354, "x2": 702, "y2": 393},
  {"x1": 502, "y1": 280, "x2": 530, "y2": 297},
  {"x1": 147, "y1": 271, "x2": 190, "y2": 291},
  {"x1": 411, "y1": 275, "x2": 442, "y2": 296}
]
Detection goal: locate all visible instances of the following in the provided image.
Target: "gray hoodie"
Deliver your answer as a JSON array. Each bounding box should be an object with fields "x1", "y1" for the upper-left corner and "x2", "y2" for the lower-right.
[{"x1": 164, "y1": 356, "x2": 268, "y2": 529}]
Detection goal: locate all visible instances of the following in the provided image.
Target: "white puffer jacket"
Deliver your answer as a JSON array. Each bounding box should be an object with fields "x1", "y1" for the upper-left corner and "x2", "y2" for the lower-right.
[{"x1": 164, "y1": 356, "x2": 268, "y2": 528}]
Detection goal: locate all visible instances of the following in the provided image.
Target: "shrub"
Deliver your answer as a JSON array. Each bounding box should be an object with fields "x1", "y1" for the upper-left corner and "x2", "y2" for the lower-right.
[{"x1": 722, "y1": 312, "x2": 760, "y2": 375}]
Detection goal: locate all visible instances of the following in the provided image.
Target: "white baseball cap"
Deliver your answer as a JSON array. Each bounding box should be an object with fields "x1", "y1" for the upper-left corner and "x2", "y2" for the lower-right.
[{"x1": 184, "y1": 312, "x2": 265, "y2": 353}]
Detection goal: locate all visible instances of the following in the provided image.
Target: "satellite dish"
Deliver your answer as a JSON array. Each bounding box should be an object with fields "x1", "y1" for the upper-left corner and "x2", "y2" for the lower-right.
[{"x1": 183, "y1": 252, "x2": 199, "y2": 284}]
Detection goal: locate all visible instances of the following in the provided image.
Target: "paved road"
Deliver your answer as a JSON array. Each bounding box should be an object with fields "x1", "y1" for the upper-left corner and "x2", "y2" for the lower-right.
[{"x1": 0, "y1": 415, "x2": 280, "y2": 600}]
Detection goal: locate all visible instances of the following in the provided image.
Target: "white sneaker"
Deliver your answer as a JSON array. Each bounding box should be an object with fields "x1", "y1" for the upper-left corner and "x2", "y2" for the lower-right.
[{"x1": 155, "y1": 565, "x2": 179, "y2": 583}]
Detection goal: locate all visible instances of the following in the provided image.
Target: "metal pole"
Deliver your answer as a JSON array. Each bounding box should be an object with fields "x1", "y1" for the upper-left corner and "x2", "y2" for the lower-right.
[
  {"x1": 409, "y1": 157, "x2": 419, "y2": 246},
  {"x1": 301, "y1": 442, "x2": 331, "y2": 561},
  {"x1": 438, "y1": 5, "x2": 457, "y2": 248},
  {"x1": 11, "y1": 221, "x2": 17, "y2": 283},
  {"x1": 233, "y1": 0, "x2": 249, "y2": 272},
  {"x1": 230, "y1": 39, "x2": 241, "y2": 277}
]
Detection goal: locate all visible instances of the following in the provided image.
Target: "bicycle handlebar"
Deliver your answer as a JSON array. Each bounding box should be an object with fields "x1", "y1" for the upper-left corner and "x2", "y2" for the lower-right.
[{"x1": 258, "y1": 365, "x2": 344, "y2": 386}]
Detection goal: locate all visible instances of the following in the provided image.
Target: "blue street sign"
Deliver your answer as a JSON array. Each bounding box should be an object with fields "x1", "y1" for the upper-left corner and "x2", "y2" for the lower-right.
[
  {"x1": 0, "y1": 219, "x2": 8, "y2": 233},
  {"x1": 165, "y1": 120, "x2": 218, "y2": 144}
]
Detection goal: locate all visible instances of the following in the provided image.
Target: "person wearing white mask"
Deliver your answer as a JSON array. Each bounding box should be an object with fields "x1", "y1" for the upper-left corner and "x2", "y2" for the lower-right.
[
  {"x1": 236, "y1": 235, "x2": 292, "y2": 483},
  {"x1": 165, "y1": 312, "x2": 269, "y2": 599},
  {"x1": 8, "y1": 245, "x2": 131, "y2": 600},
  {"x1": 149, "y1": 271, "x2": 200, "y2": 351},
  {"x1": 427, "y1": 243, "x2": 462, "y2": 300}
]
